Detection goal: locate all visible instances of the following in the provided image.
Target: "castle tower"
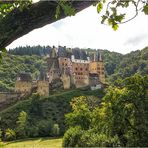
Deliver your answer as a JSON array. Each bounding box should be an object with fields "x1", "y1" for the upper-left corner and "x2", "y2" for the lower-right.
[
  {"x1": 15, "y1": 73, "x2": 32, "y2": 94},
  {"x1": 37, "y1": 70, "x2": 49, "y2": 97},
  {"x1": 71, "y1": 49, "x2": 89, "y2": 88},
  {"x1": 89, "y1": 50, "x2": 105, "y2": 84},
  {"x1": 47, "y1": 46, "x2": 61, "y2": 83}
]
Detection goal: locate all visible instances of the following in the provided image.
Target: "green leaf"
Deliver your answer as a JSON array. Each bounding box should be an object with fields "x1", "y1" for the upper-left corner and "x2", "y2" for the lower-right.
[
  {"x1": 97, "y1": 2, "x2": 103, "y2": 13},
  {"x1": 61, "y1": 3, "x2": 75, "y2": 16},
  {"x1": 108, "y1": 18, "x2": 113, "y2": 26},
  {"x1": 0, "y1": 53, "x2": 2, "y2": 64},
  {"x1": 55, "y1": 5, "x2": 61, "y2": 19},
  {"x1": 115, "y1": 14, "x2": 125, "y2": 23},
  {"x1": 1, "y1": 47, "x2": 7, "y2": 53},
  {"x1": 101, "y1": 15, "x2": 108, "y2": 24},
  {"x1": 143, "y1": 4, "x2": 148, "y2": 15},
  {"x1": 112, "y1": 23, "x2": 119, "y2": 31}
]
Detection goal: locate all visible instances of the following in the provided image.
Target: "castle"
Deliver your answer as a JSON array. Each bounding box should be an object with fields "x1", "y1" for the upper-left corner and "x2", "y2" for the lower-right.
[{"x1": 15, "y1": 46, "x2": 106, "y2": 97}]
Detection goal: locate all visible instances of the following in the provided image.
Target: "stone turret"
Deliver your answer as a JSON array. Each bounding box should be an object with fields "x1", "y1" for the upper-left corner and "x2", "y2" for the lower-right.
[
  {"x1": 37, "y1": 69, "x2": 49, "y2": 97},
  {"x1": 47, "y1": 46, "x2": 61, "y2": 83},
  {"x1": 89, "y1": 50, "x2": 105, "y2": 84}
]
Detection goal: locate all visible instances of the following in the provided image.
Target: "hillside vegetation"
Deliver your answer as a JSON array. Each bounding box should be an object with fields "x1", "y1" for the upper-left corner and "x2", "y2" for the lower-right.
[
  {"x1": 0, "y1": 53, "x2": 46, "y2": 91},
  {"x1": 0, "y1": 88, "x2": 104, "y2": 139}
]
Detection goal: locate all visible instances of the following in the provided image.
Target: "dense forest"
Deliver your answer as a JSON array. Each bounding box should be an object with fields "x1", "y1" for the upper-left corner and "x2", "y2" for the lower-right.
[{"x1": 0, "y1": 46, "x2": 147, "y2": 91}]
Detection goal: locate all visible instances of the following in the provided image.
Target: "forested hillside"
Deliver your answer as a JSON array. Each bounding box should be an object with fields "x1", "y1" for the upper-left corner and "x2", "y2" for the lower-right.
[
  {"x1": 0, "y1": 46, "x2": 147, "y2": 91},
  {"x1": 0, "y1": 54, "x2": 46, "y2": 91},
  {"x1": 109, "y1": 47, "x2": 148, "y2": 83},
  {"x1": 0, "y1": 89, "x2": 104, "y2": 139}
]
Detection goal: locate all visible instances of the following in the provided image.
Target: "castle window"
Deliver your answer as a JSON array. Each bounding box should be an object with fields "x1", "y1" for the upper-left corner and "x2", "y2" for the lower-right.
[
  {"x1": 62, "y1": 63, "x2": 64, "y2": 66},
  {"x1": 102, "y1": 68, "x2": 104, "y2": 70},
  {"x1": 65, "y1": 64, "x2": 67, "y2": 66},
  {"x1": 75, "y1": 68, "x2": 78, "y2": 71},
  {"x1": 80, "y1": 68, "x2": 83, "y2": 71},
  {"x1": 85, "y1": 68, "x2": 87, "y2": 71},
  {"x1": 102, "y1": 72, "x2": 104, "y2": 74},
  {"x1": 65, "y1": 59, "x2": 67, "y2": 61}
]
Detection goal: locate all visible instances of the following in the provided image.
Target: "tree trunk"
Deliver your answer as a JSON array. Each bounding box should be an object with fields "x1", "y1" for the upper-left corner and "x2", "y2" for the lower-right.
[{"x1": 0, "y1": 1, "x2": 96, "y2": 50}]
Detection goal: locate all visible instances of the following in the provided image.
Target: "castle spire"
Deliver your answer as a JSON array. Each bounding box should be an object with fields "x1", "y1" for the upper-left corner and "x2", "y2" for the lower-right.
[
  {"x1": 99, "y1": 51, "x2": 102, "y2": 61},
  {"x1": 94, "y1": 52, "x2": 96, "y2": 61},
  {"x1": 51, "y1": 46, "x2": 57, "y2": 58}
]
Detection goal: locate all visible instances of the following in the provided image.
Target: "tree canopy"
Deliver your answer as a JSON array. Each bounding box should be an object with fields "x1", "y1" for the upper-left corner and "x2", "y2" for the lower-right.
[
  {"x1": 63, "y1": 74, "x2": 148, "y2": 147},
  {"x1": 0, "y1": 0, "x2": 148, "y2": 53}
]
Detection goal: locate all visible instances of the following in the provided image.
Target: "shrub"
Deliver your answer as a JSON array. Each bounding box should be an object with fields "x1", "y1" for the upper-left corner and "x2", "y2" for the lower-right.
[
  {"x1": 52, "y1": 124, "x2": 60, "y2": 137},
  {"x1": 37, "y1": 120, "x2": 53, "y2": 137},
  {"x1": 62, "y1": 126, "x2": 83, "y2": 147},
  {"x1": 5, "y1": 129, "x2": 16, "y2": 141},
  {"x1": 80, "y1": 131, "x2": 120, "y2": 147},
  {"x1": 0, "y1": 129, "x2": 2, "y2": 141}
]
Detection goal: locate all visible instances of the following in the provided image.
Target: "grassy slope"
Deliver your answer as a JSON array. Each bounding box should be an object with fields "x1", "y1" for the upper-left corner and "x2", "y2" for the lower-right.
[{"x1": 0, "y1": 137, "x2": 62, "y2": 148}]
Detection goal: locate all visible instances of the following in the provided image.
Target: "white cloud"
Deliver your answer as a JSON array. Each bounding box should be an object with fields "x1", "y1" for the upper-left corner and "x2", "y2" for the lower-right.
[{"x1": 7, "y1": 6, "x2": 148, "y2": 54}]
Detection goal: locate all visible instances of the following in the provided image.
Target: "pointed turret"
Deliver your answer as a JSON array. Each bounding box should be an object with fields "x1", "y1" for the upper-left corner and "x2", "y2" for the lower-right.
[
  {"x1": 99, "y1": 51, "x2": 102, "y2": 61},
  {"x1": 50, "y1": 46, "x2": 57, "y2": 58}
]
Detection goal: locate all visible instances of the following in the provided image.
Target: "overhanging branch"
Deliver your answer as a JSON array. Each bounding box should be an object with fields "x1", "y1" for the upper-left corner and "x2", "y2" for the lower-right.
[{"x1": 0, "y1": 1, "x2": 97, "y2": 50}]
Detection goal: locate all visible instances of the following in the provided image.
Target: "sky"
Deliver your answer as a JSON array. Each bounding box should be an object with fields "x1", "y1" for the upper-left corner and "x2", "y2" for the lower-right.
[{"x1": 7, "y1": 5, "x2": 148, "y2": 54}]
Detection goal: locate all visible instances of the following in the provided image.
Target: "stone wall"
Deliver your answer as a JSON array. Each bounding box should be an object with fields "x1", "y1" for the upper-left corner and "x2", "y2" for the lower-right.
[
  {"x1": 61, "y1": 74, "x2": 70, "y2": 89},
  {"x1": 15, "y1": 81, "x2": 32, "y2": 94},
  {"x1": 0, "y1": 92, "x2": 21, "y2": 111}
]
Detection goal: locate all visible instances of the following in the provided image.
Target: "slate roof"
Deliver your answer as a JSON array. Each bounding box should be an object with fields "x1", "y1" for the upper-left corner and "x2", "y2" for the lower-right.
[{"x1": 17, "y1": 73, "x2": 32, "y2": 81}]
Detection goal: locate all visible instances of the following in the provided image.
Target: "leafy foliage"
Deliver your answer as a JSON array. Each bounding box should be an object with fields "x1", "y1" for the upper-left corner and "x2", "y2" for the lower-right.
[
  {"x1": 16, "y1": 111, "x2": 28, "y2": 138},
  {"x1": 55, "y1": 1, "x2": 75, "y2": 19},
  {"x1": 96, "y1": 0, "x2": 148, "y2": 30},
  {"x1": 143, "y1": 3, "x2": 148, "y2": 15},
  {"x1": 0, "y1": 1, "x2": 32, "y2": 18},
  {"x1": 63, "y1": 74, "x2": 148, "y2": 147},
  {"x1": 52, "y1": 124, "x2": 60, "y2": 137},
  {"x1": 5, "y1": 129, "x2": 16, "y2": 141},
  {"x1": 0, "y1": 53, "x2": 46, "y2": 91}
]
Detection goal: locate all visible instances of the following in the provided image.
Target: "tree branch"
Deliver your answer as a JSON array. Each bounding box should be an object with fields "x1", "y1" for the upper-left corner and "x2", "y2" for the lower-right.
[{"x1": 0, "y1": 1, "x2": 96, "y2": 50}]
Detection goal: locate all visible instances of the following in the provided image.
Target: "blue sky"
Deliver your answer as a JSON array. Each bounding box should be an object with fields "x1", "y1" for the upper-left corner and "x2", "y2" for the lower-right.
[{"x1": 7, "y1": 6, "x2": 148, "y2": 54}]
